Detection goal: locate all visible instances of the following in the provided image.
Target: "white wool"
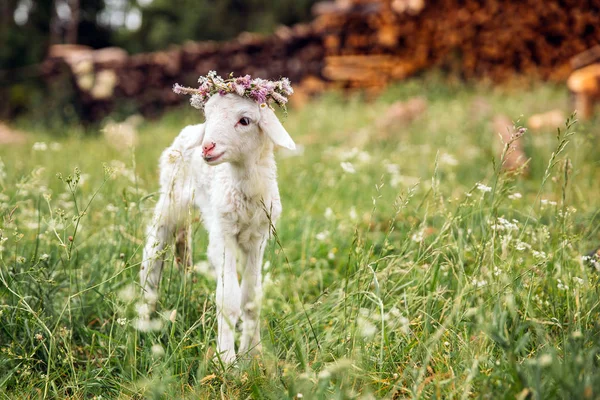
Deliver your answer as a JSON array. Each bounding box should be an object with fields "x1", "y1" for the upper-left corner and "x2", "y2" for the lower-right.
[{"x1": 140, "y1": 94, "x2": 295, "y2": 364}]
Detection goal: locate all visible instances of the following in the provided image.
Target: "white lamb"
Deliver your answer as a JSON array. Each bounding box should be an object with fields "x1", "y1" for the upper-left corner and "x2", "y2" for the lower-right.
[{"x1": 140, "y1": 90, "x2": 295, "y2": 364}]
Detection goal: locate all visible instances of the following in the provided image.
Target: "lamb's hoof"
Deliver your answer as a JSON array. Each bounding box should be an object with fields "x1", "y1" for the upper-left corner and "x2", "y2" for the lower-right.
[{"x1": 215, "y1": 348, "x2": 237, "y2": 366}]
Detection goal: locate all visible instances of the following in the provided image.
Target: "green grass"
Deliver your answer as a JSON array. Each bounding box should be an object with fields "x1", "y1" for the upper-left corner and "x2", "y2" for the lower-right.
[{"x1": 1, "y1": 76, "x2": 600, "y2": 399}]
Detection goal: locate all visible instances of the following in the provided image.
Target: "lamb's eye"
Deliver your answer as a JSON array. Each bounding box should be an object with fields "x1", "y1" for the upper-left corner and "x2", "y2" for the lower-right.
[{"x1": 239, "y1": 117, "x2": 250, "y2": 126}]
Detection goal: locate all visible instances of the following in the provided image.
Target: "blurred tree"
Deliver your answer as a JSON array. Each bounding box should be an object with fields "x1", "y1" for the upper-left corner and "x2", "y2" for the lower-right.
[
  {"x1": 1, "y1": 0, "x2": 319, "y2": 69},
  {"x1": 115, "y1": 0, "x2": 320, "y2": 53}
]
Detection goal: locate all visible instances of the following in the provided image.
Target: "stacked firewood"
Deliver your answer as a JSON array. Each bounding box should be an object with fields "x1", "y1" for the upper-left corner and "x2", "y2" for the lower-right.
[
  {"x1": 40, "y1": 0, "x2": 600, "y2": 121},
  {"x1": 42, "y1": 24, "x2": 324, "y2": 120},
  {"x1": 315, "y1": 0, "x2": 600, "y2": 88}
]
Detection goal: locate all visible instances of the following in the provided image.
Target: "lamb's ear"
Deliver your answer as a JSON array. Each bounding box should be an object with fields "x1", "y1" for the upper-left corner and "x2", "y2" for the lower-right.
[
  {"x1": 177, "y1": 123, "x2": 205, "y2": 157},
  {"x1": 259, "y1": 106, "x2": 296, "y2": 150}
]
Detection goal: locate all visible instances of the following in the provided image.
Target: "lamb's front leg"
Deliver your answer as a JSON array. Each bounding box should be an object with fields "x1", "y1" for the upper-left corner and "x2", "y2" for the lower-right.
[
  {"x1": 239, "y1": 237, "x2": 267, "y2": 355},
  {"x1": 208, "y1": 231, "x2": 241, "y2": 364}
]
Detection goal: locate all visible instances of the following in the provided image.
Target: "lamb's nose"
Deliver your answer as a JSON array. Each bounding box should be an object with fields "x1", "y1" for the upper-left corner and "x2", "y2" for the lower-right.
[{"x1": 203, "y1": 142, "x2": 216, "y2": 155}]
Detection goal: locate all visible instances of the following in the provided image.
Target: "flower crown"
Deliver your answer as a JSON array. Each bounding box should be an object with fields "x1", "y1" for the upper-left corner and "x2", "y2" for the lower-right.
[{"x1": 173, "y1": 71, "x2": 293, "y2": 111}]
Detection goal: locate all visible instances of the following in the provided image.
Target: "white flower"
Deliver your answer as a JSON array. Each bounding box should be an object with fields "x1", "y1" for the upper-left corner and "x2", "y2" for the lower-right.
[
  {"x1": 39, "y1": 253, "x2": 50, "y2": 261},
  {"x1": 349, "y1": 207, "x2": 358, "y2": 221},
  {"x1": 117, "y1": 318, "x2": 127, "y2": 326},
  {"x1": 439, "y1": 153, "x2": 458, "y2": 166},
  {"x1": 151, "y1": 344, "x2": 165, "y2": 357},
  {"x1": 340, "y1": 162, "x2": 356, "y2": 174},
  {"x1": 508, "y1": 192, "x2": 522, "y2": 200},
  {"x1": 324, "y1": 207, "x2": 334, "y2": 220},
  {"x1": 411, "y1": 230, "x2": 424, "y2": 243},
  {"x1": 318, "y1": 370, "x2": 332, "y2": 379},
  {"x1": 316, "y1": 230, "x2": 330, "y2": 241},
  {"x1": 32, "y1": 142, "x2": 48, "y2": 151},
  {"x1": 133, "y1": 318, "x2": 163, "y2": 332},
  {"x1": 538, "y1": 354, "x2": 552, "y2": 367},
  {"x1": 490, "y1": 217, "x2": 519, "y2": 232},
  {"x1": 514, "y1": 241, "x2": 530, "y2": 251},
  {"x1": 557, "y1": 278, "x2": 568, "y2": 291},
  {"x1": 471, "y1": 278, "x2": 487, "y2": 288},
  {"x1": 357, "y1": 316, "x2": 377, "y2": 337},
  {"x1": 476, "y1": 183, "x2": 492, "y2": 193}
]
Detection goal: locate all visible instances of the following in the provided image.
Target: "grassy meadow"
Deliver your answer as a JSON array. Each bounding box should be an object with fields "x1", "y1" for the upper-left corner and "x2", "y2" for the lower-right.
[{"x1": 1, "y1": 77, "x2": 600, "y2": 399}]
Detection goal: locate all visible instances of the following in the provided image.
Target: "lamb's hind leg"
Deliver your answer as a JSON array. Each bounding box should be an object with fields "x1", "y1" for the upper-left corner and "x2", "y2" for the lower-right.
[
  {"x1": 140, "y1": 195, "x2": 178, "y2": 305},
  {"x1": 175, "y1": 226, "x2": 193, "y2": 270}
]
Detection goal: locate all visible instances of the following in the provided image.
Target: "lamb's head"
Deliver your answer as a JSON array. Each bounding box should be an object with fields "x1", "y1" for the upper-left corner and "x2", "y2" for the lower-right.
[{"x1": 200, "y1": 93, "x2": 295, "y2": 165}]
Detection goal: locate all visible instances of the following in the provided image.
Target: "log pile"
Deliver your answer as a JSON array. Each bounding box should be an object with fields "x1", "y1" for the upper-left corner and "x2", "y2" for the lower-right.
[
  {"x1": 40, "y1": 0, "x2": 600, "y2": 121},
  {"x1": 41, "y1": 25, "x2": 324, "y2": 120},
  {"x1": 314, "y1": 0, "x2": 600, "y2": 87}
]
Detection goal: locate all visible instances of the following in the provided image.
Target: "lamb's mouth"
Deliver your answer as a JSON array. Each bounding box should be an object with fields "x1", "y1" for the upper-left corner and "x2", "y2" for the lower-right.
[{"x1": 203, "y1": 152, "x2": 225, "y2": 164}]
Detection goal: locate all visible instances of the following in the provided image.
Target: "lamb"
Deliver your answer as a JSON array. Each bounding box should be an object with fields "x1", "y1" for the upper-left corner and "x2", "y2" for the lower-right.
[{"x1": 140, "y1": 73, "x2": 295, "y2": 363}]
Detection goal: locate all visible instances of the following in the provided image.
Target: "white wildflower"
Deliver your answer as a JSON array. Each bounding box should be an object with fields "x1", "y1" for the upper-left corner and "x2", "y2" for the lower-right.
[
  {"x1": 318, "y1": 370, "x2": 332, "y2": 380},
  {"x1": 540, "y1": 199, "x2": 557, "y2": 207},
  {"x1": 476, "y1": 183, "x2": 492, "y2": 193},
  {"x1": 439, "y1": 153, "x2": 458, "y2": 166},
  {"x1": 471, "y1": 278, "x2": 487, "y2": 288},
  {"x1": 340, "y1": 162, "x2": 356, "y2": 174},
  {"x1": 538, "y1": 354, "x2": 552, "y2": 367},
  {"x1": 357, "y1": 316, "x2": 377, "y2": 338},
  {"x1": 32, "y1": 142, "x2": 48, "y2": 151},
  {"x1": 557, "y1": 278, "x2": 568, "y2": 291},
  {"x1": 324, "y1": 207, "x2": 334, "y2": 220},
  {"x1": 316, "y1": 230, "x2": 330, "y2": 241},
  {"x1": 133, "y1": 318, "x2": 163, "y2": 332},
  {"x1": 514, "y1": 241, "x2": 530, "y2": 251},
  {"x1": 349, "y1": 207, "x2": 358, "y2": 221},
  {"x1": 508, "y1": 192, "x2": 522, "y2": 200},
  {"x1": 117, "y1": 318, "x2": 127, "y2": 326},
  {"x1": 151, "y1": 344, "x2": 165, "y2": 357},
  {"x1": 411, "y1": 230, "x2": 424, "y2": 243}
]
